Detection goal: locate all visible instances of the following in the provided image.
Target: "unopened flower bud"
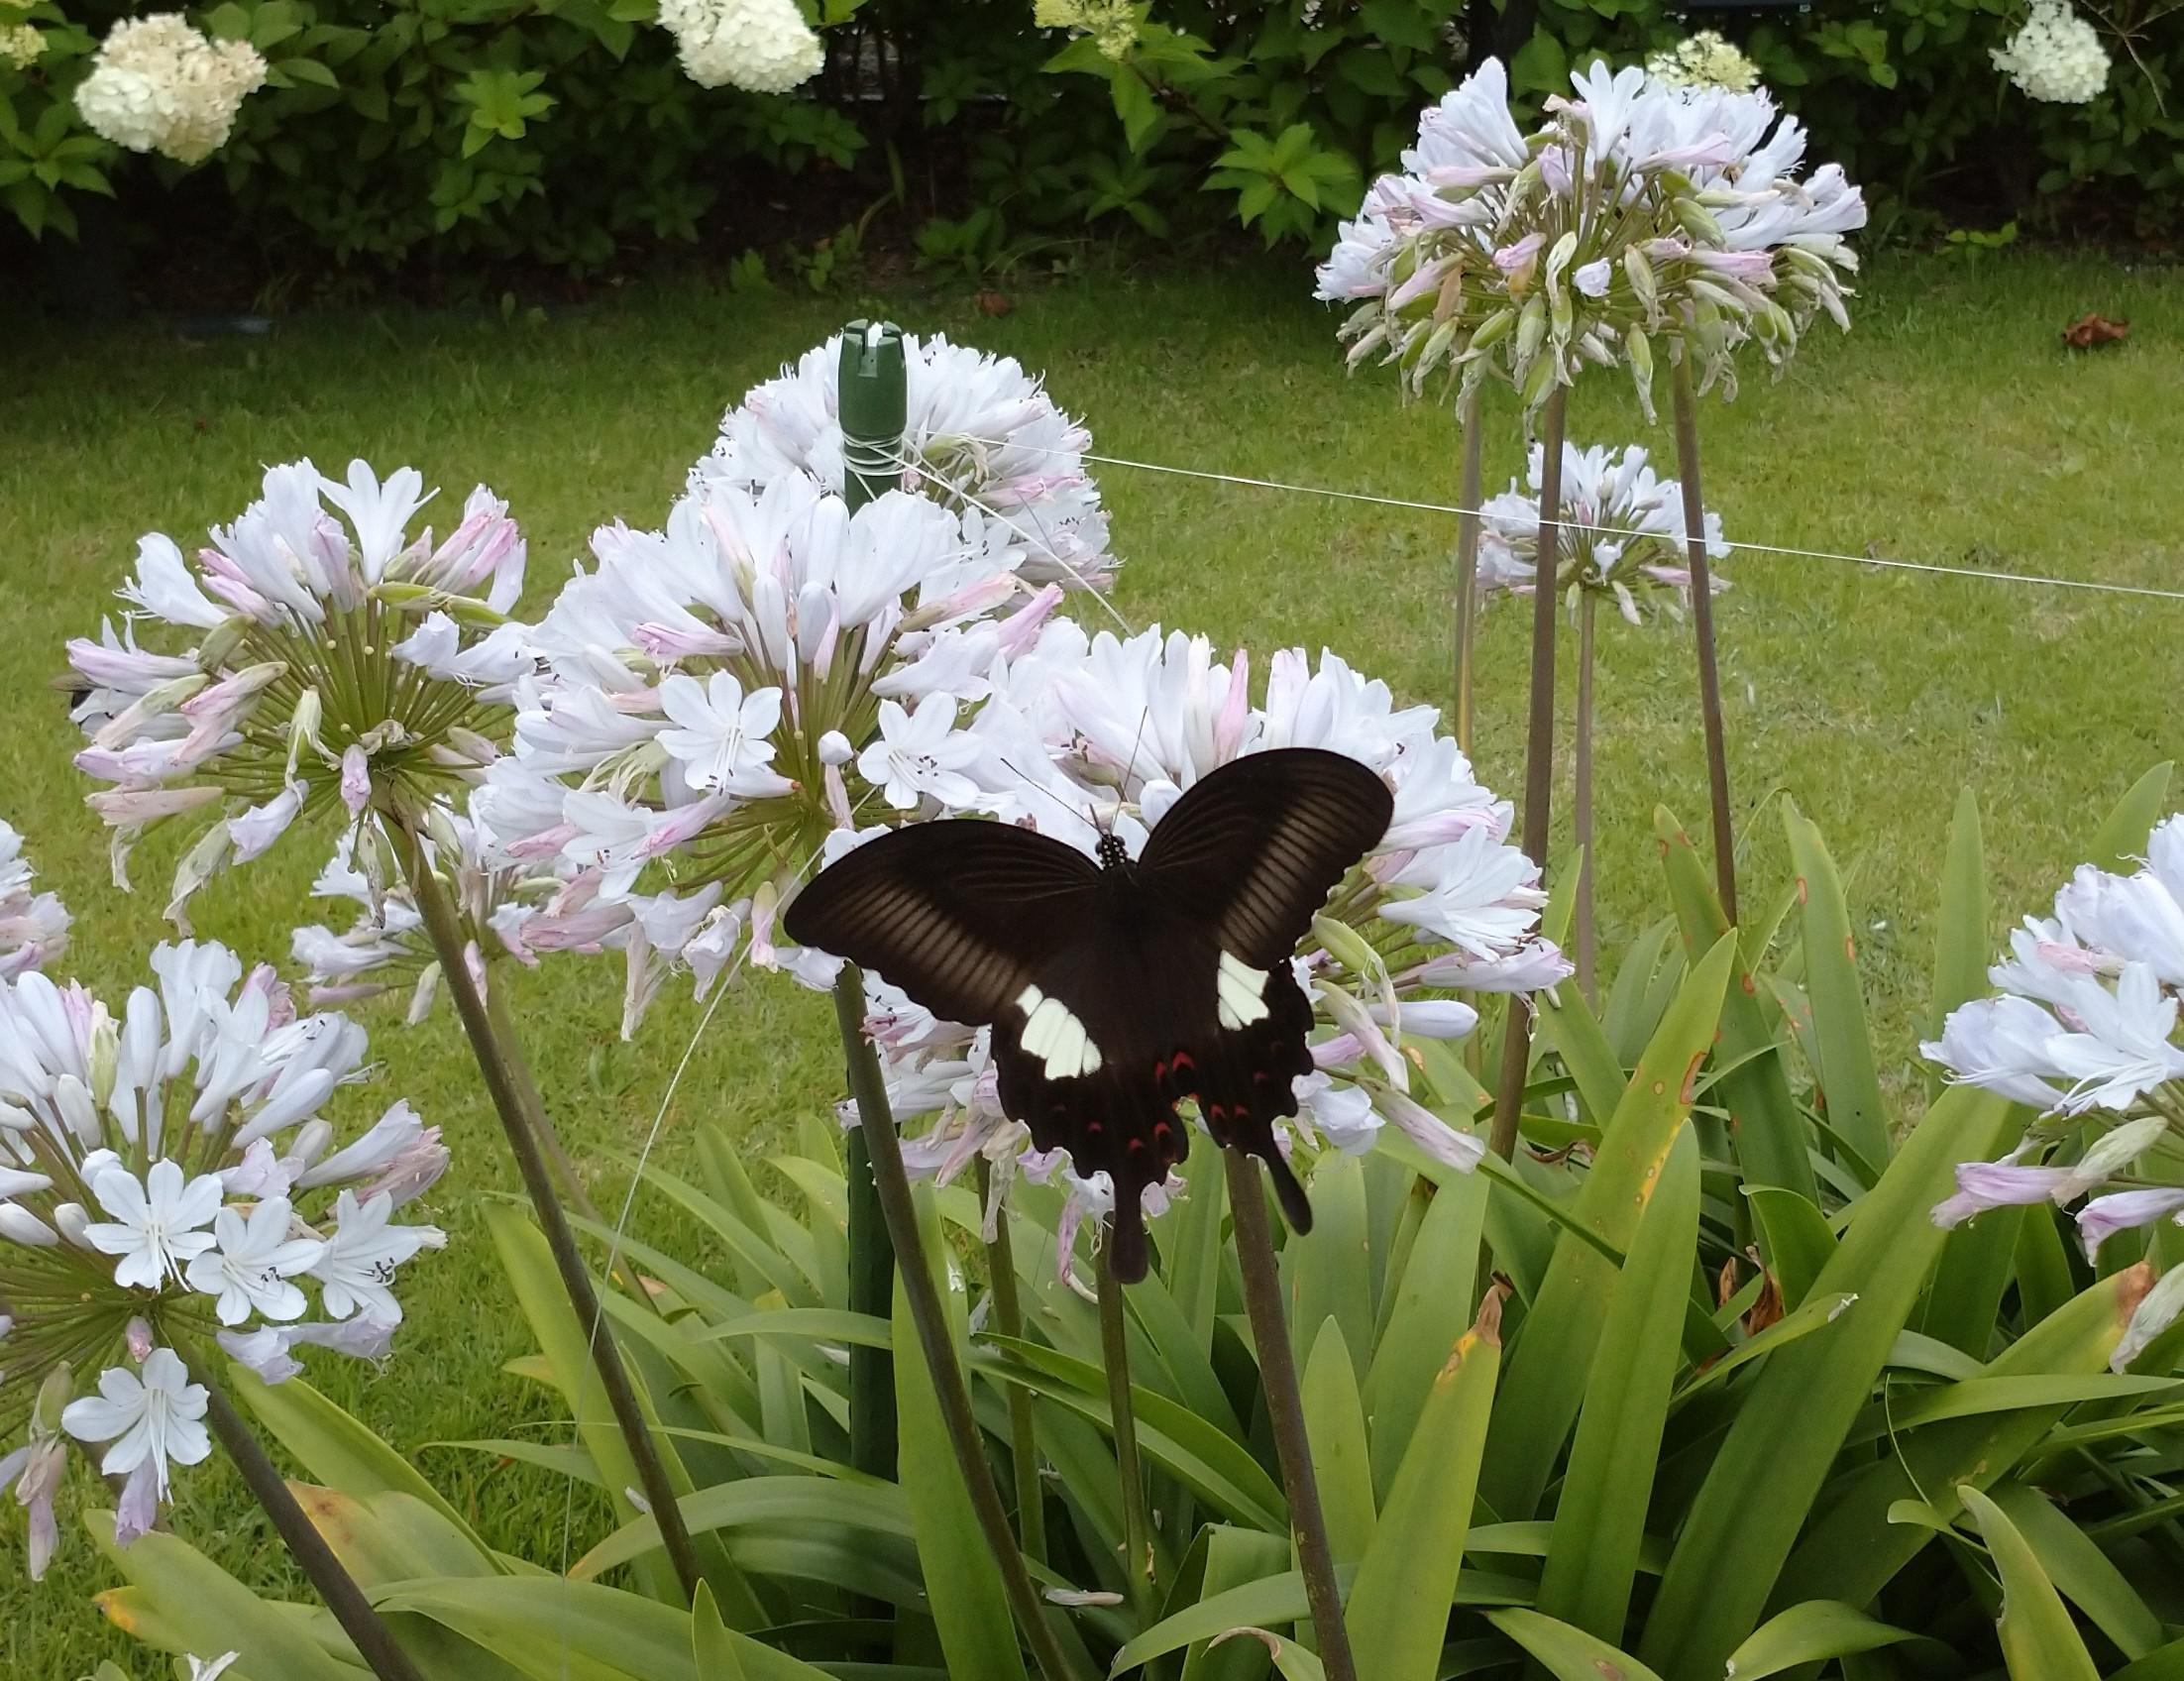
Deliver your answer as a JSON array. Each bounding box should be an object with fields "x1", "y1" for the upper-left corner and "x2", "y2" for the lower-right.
[
  {"x1": 287, "y1": 688, "x2": 323, "y2": 780},
  {"x1": 53, "y1": 1202, "x2": 90, "y2": 1248},
  {"x1": 54, "y1": 1075, "x2": 99, "y2": 1147},
  {"x1": 32, "y1": 1365, "x2": 72, "y2": 1432},
  {"x1": 818, "y1": 730, "x2": 854, "y2": 767},
  {"x1": 86, "y1": 1008, "x2": 120, "y2": 1109},
  {"x1": 288, "y1": 1118, "x2": 335, "y2": 1172},
  {"x1": 125, "y1": 1317, "x2": 154, "y2": 1362},
  {"x1": 1311, "y1": 913, "x2": 1382, "y2": 980},
  {"x1": 196, "y1": 616, "x2": 250, "y2": 671}
]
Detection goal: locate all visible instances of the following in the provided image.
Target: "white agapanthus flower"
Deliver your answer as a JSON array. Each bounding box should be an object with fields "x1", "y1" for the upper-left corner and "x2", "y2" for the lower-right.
[
  {"x1": 477, "y1": 459, "x2": 1069, "y2": 1033},
  {"x1": 1474, "y1": 440, "x2": 1730, "y2": 620},
  {"x1": 1993, "y1": 0, "x2": 2111, "y2": 103},
  {"x1": 816, "y1": 620, "x2": 1571, "y2": 1286},
  {"x1": 1926, "y1": 813, "x2": 2184, "y2": 1369},
  {"x1": 0, "y1": 821, "x2": 68, "y2": 980},
  {"x1": 0, "y1": 943, "x2": 446, "y2": 1573},
  {"x1": 1647, "y1": 31, "x2": 1760, "y2": 92},
  {"x1": 69, "y1": 461, "x2": 530, "y2": 926},
  {"x1": 289, "y1": 800, "x2": 562, "y2": 1027},
  {"x1": 692, "y1": 331, "x2": 1120, "y2": 593},
  {"x1": 657, "y1": 0, "x2": 823, "y2": 93},
  {"x1": 73, "y1": 14, "x2": 267, "y2": 166},
  {"x1": 1318, "y1": 56, "x2": 1864, "y2": 414}
]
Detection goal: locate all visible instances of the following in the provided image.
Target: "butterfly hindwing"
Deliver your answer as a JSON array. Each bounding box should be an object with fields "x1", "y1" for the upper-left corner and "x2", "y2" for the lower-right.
[
  {"x1": 781, "y1": 821, "x2": 1101, "y2": 1026},
  {"x1": 1137, "y1": 747, "x2": 1394, "y2": 966}
]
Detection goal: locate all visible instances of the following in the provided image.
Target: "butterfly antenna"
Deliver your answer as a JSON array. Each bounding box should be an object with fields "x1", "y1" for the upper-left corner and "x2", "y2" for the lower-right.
[{"x1": 997, "y1": 755, "x2": 1099, "y2": 833}]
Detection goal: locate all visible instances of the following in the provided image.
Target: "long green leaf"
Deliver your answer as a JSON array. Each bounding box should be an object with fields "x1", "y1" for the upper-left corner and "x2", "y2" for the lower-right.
[
  {"x1": 573, "y1": 1475, "x2": 915, "y2": 1581},
  {"x1": 1536, "y1": 1128, "x2": 1697, "y2": 1643},
  {"x1": 1720, "y1": 1602, "x2": 1930, "y2": 1679},
  {"x1": 378, "y1": 1576, "x2": 842, "y2": 1681},
  {"x1": 228, "y1": 1365, "x2": 492, "y2": 1558},
  {"x1": 1482, "y1": 1609, "x2": 1662, "y2": 1681},
  {"x1": 1208, "y1": 1628, "x2": 1326, "y2": 1681},
  {"x1": 2087, "y1": 762, "x2": 2173, "y2": 873},
  {"x1": 1286, "y1": 1152, "x2": 1372, "y2": 1366},
  {"x1": 1655, "y1": 807, "x2": 1815, "y2": 1197},
  {"x1": 1181, "y1": 1527, "x2": 1290, "y2": 1681},
  {"x1": 978, "y1": 1337, "x2": 1286, "y2": 1530},
  {"x1": 1745, "y1": 1184, "x2": 1836, "y2": 1309},
  {"x1": 1959, "y1": 1485, "x2": 2103, "y2": 1681},
  {"x1": 895, "y1": 1182, "x2": 1032, "y2": 1681},
  {"x1": 1781, "y1": 800, "x2": 1890, "y2": 1169},
  {"x1": 1347, "y1": 1290, "x2": 1504, "y2": 1681},
  {"x1": 1480, "y1": 933, "x2": 1736, "y2": 1519},
  {"x1": 1990, "y1": 1482, "x2": 2164, "y2": 1661},
  {"x1": 1638, "y1": 1084, "x2": 2016, "y2": 1678},
  {"x1": 1301, "y1": 1318, "x2": 1375, "y2": 1567},
  {"x1": 1364, "y1": 1171, "x2": 1488, "y2": 1502},
  {"x1": 1779, "y1": 1262, "x2": 2154, "y2": 1609},
  {"x1": 1111, "y1": 1570, "x2": 1325, "y2": 1672},
  {"x1": 692, "y1": 1582, "x2": 750, "y2": 1680},
  {"x1": 86, "y1": 1513, "x2": 356, "y2": 1681}
]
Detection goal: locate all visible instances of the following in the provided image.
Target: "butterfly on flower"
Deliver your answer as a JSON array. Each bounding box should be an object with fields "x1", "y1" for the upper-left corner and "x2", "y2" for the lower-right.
[{"x1": 785, "y1": 747, "x2": 1393, "y2": 1281}]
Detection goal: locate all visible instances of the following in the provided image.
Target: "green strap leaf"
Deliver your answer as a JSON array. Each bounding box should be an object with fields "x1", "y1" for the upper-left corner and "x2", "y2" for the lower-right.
[
  {"x1": 1482, "y1": 1608, "x2": 1663, "y2": 1681},
  {"x1": 1721, "y1": 1601, "x2": 1931, "y2": 1679},
  {"x1": 1958, "y1": 1485, "x2": 2103, "y2": 1681}
]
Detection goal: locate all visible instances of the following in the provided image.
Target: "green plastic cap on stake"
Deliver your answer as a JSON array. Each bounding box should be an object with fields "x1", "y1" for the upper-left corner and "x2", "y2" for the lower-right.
[{"x1": 837, "y1": 319, "x2": 907, "y2": 513}]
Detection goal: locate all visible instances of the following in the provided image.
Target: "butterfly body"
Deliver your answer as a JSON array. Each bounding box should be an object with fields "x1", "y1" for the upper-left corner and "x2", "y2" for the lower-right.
[{"x1": 786, "y1": 747, "x2": 1393, "y2": 1282}]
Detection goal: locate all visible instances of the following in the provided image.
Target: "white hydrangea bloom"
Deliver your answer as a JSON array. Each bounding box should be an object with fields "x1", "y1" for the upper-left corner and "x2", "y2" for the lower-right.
[
  {"x1": 0, "y1": 23, "x2": 43, "y2": 67},
  {"x1": 0, "y1": 943, "x2": 446, "y2": 1573},
  {"x1": 1646, "y1": 31, "x2": 1760, "y2": 92},
  {"x1": 1993, "y1": 0, "x2": 2110, "y2": 104},
  {"x1": 0, "y1": 821, "x2": 68, "y2": 980},
  {"x1": 658, "y1": 0, "x2": 823, "y2": 94},
  {"x1": 74, "y1": 14, "x2": 267, "y2": 166},
  {"x1": 693, "y1": 331, "x2": 1119, "y2": 593}
]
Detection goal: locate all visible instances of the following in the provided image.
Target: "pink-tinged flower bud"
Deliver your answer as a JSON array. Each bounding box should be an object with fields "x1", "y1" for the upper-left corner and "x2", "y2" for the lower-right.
[{"x1": 340, "y1": 744, "x2": 372, "y2": 818}]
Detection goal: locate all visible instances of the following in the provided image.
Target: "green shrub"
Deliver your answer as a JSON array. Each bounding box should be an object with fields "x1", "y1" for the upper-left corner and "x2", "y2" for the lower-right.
[{"x1": 3, "y1": 0, "x2": 2175, "y2": 275}]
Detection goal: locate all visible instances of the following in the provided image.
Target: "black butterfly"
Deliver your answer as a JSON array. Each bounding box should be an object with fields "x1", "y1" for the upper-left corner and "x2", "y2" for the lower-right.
[{"x1": 784, "y1": 746, "x2": 1394, "y2": 1283}]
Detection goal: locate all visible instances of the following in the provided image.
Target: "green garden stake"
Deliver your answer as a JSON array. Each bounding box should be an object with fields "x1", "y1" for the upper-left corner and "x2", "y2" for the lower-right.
[{"x1": 836, "y1": 320, "x2": 906, "y2": 1489}]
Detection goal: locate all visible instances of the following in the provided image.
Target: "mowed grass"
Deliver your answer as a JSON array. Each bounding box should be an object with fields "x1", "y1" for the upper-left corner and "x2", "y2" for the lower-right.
[{"x1": 2, "y1": 251, "x2": 2180, "y2": 1672}]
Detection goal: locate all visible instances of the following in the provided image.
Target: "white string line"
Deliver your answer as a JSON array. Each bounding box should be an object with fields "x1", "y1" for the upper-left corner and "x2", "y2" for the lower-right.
[
  {"x1": 1000, "y1": 439, "x2": 2184, "y2": 607},
  {"x1": 871, "y1": 438, "x2": 1144, "y2": 636}
]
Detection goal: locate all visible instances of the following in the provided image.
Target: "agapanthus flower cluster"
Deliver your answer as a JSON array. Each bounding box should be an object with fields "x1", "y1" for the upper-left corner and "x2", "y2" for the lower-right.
[
  {"x1": 1317, "y1": 56, "x2": 1865, "y2": 415},
  {"x1": 1992, "y1": 0, "x2": 2111, "y2": 103},
  {"x1": 73, "y1": 14, "x2": 267, "y2": 166},
  {"x1": 290, "y1": 800, "x2": 562, "y2": 1023},
  {"x1": 477, "y1": 465, "x2": 1069, "y2": 1030},
  {"x1": 1646, "y1": 31, "x2": 1760, "y2": 92},
  {"x1": 824, "y1": 621, "x2": 1572, "y2": 1285},
  {"x1": 0, "y1": 942, "x2": 445, "y2": 1575},
  {"x1": 656, "y1": 0, "x2": 822, "y2": 93},
  {"x1": 692, "y1": 331, "x2": 1119, "y2": 594},
  {"x1": 0, "y1": 822, "x2": 68, "y2": 981},
  {"x1": 1474, "y1": 440, "x2": 1729, "y2": 621},
  {"x1": 1926, "y1": 816, "x2": 2184, "y2": 1368},
  {"x1": 69, "y1": 460, "x2": 529, "y2": 929}
]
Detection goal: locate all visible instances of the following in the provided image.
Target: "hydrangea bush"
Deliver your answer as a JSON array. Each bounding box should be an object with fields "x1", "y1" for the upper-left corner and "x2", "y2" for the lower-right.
[{"x1": 0, "y1": 938, "x2": 444, "y2": 1576}]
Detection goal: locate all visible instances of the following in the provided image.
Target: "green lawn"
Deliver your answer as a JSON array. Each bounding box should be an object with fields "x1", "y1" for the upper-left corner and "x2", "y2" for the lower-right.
[{"x1": 4, "y1": 251, "x2": 2180, "y2": 1673}]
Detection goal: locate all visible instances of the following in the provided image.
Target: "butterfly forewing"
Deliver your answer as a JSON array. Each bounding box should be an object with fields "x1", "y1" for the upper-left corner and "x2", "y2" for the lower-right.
[
  {"x1": 1138, "y1": 747, "x2": 1394, "y2": 964},
  {"x1": 782, "y1": 821, "x2": 1101, "y2": 1026}
]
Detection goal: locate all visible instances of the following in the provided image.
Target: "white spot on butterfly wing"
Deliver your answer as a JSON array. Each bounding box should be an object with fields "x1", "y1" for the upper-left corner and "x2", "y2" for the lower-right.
[
  {"x1": 1216, "y1": 950, "x2": 1270, "y2": 1030},
  {"x1": 1022, "y1": 993, "x2": 1104, "y2": 1078}
]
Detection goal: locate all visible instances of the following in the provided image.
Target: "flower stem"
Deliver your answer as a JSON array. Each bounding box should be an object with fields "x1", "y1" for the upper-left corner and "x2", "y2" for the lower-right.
[
  {"x1": 197, "y1": 1372, "x2": 427, "y2": 1681},
  {"x1": 1453, "y1": 387, "x2": 1486, "y2": 760},
  {"x1": 1488, "y1": 384, "x2": 1570, "y2": 1162},
  {"x1": 829, "y1": 969, "x2": 899, "y2": 1487},
  {"x1": 1223, "y1": 1151, "x2": 1359, "y2": 1681},
  {"x1": 833, "y1": 961, "x2": 1090, "y2": 1681},
  {"x1": 1670, "y1": 352, "x2": 1739, "y2": 926},
  {"x1": 1096, "y1": 1239, "x2": 1155, "y2": 1618},
  {"x1": 391, "y1": 812, "x2": 704, "y2": 1603},
  {"x1": 1575, "y1": 589, "x2": 1597, "y2": 1005},
  {"x1": 981, "y1": 1159, "x2": 1046, "y2": 1565}
]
